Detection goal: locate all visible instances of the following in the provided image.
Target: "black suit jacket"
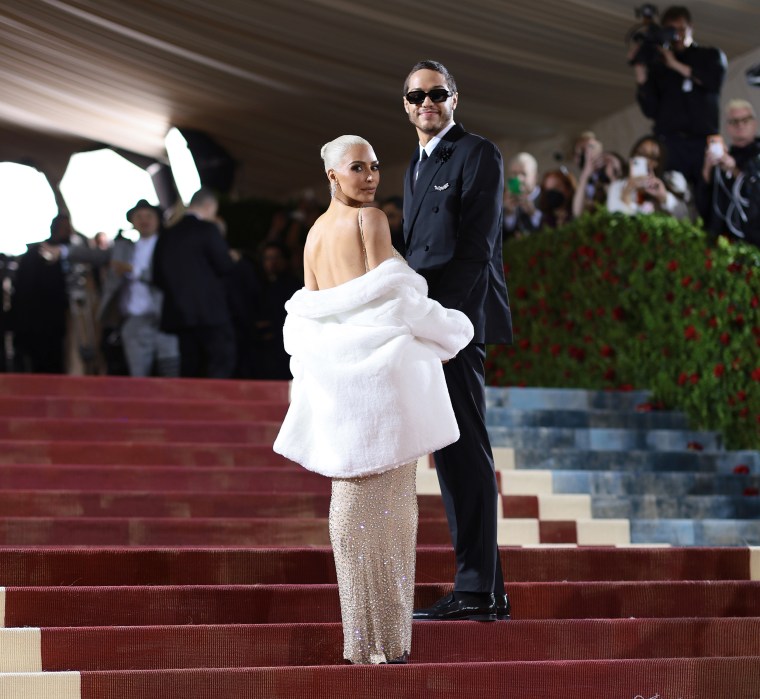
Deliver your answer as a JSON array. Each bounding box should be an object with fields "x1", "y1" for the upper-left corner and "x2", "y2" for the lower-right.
[
  {"x1": 402, "y1": 123, "x2": 512, "y2": 345},
  {"x1": 153, "y1": 214, "x2": 234, "y2": 331}
]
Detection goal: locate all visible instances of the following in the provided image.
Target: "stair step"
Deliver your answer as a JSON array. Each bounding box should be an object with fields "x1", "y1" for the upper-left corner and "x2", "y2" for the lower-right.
[
  {"x1": 592, "y1": 495, "x2": 760, "y2": 519},
  {"x1": 512, "y1": 449, "x2": 760, "y2": 473},
  {"x1": 1, "y1": 547, "x2": 753, "y2": 586},
  {"x1": 3, "y1": 581, "x2": 759, "y2": 627},
  {"x1": 0, "y1": 419, "x2": 281, "y2": 444},
  {"x1": 0, "y1": 374, "x2": 289, "y2": 401},
  {"x1": 3, "y1": 657, "x2": 758, "y2": 699},
  {"x1": 0, "y1": 441, "x2": 290, "y2": 467},
  {"x1": 0, "y1": 396, "x2": 289, "y2": 422},
  {"x1": 631, "y1": 519, "x2": 760, "y2": 546},
  {"x1": 485, "y1": 386, "x2": 652, "y2": 411},
  {"x1": 488, "y1": 427, "x2": 721, "y2": 451},
  {"x1": 552, "y1": 470, "x2": 760, "y2": 496},
  {"x1": 487, "y1": 408, "x2": 690, "y2": 429},
  {"x1": 2, "y1": 618, "x2": 759, "y2": 671}
]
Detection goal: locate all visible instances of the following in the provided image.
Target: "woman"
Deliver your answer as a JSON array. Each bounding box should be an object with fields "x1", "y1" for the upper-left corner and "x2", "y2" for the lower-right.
[
  {"x1": 537, "y1": 168, "x2": 576, "y2": 229},
  {"x1": 607, "y1": 136, "x2": 690, "y2": 219},
  {"x1": 273, "y1": 135, "x2": 473, "y2": 664}
]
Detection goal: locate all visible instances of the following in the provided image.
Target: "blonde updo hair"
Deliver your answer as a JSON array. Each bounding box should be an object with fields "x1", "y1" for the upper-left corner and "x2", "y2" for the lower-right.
[{"x1": 320, "y1": 135, "x2": 372, "y2": 173}]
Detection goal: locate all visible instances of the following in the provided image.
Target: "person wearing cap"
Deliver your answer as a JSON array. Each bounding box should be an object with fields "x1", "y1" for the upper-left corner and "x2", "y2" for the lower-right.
[{"x1": 41, "y1": 200, "x2": 180, "y2": 377}]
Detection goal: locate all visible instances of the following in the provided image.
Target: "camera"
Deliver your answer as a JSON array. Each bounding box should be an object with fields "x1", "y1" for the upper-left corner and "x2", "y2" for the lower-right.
[
  {"x1": 627, "y1": 5, "x2": 678, "y2": 66},
  {"x1": 747, "y1": 63, "x2": 760, "y2": 88}
]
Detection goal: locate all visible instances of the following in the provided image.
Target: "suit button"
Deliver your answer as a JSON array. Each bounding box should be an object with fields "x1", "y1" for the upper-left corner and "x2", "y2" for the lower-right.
[
  {"x1": 424, "y1": 245, "x2": 430, "y2": 251},
  {"x1": 432, "y1": 206, "x2": 439, "y2": 213}
]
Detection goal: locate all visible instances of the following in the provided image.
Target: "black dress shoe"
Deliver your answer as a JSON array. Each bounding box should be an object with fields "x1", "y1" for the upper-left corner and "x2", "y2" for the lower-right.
[
  {"x1": 413, "y1": 592, "x2": 496, "y2": 621},
  {"x1": 496, "y1": 593, "x2": 512, "y2": 620}
]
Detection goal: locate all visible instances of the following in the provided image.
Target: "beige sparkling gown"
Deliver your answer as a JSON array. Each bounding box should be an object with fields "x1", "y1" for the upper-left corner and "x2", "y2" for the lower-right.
[{"x1": 329, "y1": 460, "x2": 418, "y2": 664}]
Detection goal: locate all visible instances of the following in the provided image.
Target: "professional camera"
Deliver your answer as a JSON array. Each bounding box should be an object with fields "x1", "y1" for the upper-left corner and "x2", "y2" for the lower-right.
[{"x1": 626, "y1": 4, "x2": 678, "y2": 66}]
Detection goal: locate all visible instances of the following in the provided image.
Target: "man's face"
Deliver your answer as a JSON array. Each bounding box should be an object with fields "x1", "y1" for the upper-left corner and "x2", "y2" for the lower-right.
[
  {"x1": 726, "y1": 108, "x2": 757, "y2": 149},
  {"x1": 663, "y1": 17, "x2": 693, "y2": 51},
  {"x1": 403, "y1": 69, "x2": 457, "y2": 137},
  {"x1": 263, "y1": 247, "x2": 287, "y2": 278},
  {"x1": 381, "y1": 202, "x2": 402, "y2": 232},
  {"x1": 508, "y1": 159, "x2": 536, "y2": 193},
  {"x1": 131, "y1": 208, "x2": 160, "y2": 237}
]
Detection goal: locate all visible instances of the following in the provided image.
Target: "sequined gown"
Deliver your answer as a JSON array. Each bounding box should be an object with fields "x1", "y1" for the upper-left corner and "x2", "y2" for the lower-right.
[{"x1": 329, "y1": 460, "x2": 418, "y2": 664}]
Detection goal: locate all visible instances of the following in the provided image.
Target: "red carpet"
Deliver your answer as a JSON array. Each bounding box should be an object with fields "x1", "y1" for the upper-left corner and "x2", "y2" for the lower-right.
[{"x1": 0, "y1": 374, "x2": 758, "y2": 698}]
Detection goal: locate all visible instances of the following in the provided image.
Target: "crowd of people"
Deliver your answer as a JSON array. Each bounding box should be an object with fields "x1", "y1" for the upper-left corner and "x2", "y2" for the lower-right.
[
  {"x1": 1, "y1": 189, "x2": 302, "y2": 380},
  {"x1": 505, "y1": 6, "x2": 759, "y2": 246},
  {"x1": 1, "y1": 5, "x2": 757, "y2": 380}
]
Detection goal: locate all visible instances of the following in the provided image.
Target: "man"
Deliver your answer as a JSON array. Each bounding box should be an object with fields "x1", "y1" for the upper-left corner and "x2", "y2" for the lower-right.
[
  {"x1": 153, "y1": 188, "x2": 236, "y2": 378},
  {"x1": 631, "y1": 5, "x2": 726, "y2": 185},
  {"x1": 41, "y1": 201, "x2": 180, "y2": 377},
  {"x1": 697, "y1": 99, "x2": 760, "y2": 247},
  {"x1": 503, "y1": 152, "x2": 542, "y2": 239},
  {"x1": 401, "y1": 60, "x2": 513, "y2": 621},
  {"x1": 380, "y1": 195, "x2": 404, "y2": 251}
]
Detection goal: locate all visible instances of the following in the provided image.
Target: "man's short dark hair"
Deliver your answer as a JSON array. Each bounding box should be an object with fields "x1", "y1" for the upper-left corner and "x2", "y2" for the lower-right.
[
  {"x1": 403, "y1": 60, "x2": 457, "y2": 95},
  {"x1": 661, "y1": 6, "x2": 692, "y2": 24},
  {"x1": 262, "y1": 240, "x2": 291, "y2": 261},
  {"x1": 380, "y1": 195, "x2": 403, "y2": 210}
]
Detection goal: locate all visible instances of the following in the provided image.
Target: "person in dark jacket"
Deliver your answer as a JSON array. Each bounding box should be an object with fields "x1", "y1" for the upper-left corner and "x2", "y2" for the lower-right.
[
  {"x1": 153, "y1": 188, "x2": 236, "y2": 378},
  {"x1": 630, "y1": 5, "x2": 726, "y2": 185}
]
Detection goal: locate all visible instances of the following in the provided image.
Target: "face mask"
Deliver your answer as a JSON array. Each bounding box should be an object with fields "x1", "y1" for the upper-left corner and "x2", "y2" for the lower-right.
[{"x1": 544, "y1": 188, "x2": 566, "y2": 209}]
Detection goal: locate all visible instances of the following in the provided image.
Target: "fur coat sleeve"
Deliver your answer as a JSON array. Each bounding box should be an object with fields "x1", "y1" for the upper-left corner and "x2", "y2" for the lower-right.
[{"x1": 273, "y1": 257, "x2": 473, "y2": 478}]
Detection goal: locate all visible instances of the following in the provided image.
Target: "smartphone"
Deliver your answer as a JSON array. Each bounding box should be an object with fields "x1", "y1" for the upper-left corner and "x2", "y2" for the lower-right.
[
  {"x1": 507, "y1": 177, "x2": 522, "y2": 195},
  {"x1": 707, "y1": 134, "x2": 725, "y2": 159},
  {"x1": 630, "y1": 156, "x2": 649, "y2": 179}
]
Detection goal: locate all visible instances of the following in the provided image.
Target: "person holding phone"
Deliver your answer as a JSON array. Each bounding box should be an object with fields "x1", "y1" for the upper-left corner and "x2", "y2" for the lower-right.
[
  {"x1": 607, "y1": 135, "x2": 690, "y2": 218},
  {"x1": 697, "y1": 99, "x2": 760, "y2": 246},
  {"x1": 503, "y1": 152, "x2": 543, "y2": 239}
]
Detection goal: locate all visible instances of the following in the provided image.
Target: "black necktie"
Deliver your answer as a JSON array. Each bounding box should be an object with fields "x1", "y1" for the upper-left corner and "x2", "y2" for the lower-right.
[{"x1": 413, "y1": 150, "x2": 428, "y2": 192}]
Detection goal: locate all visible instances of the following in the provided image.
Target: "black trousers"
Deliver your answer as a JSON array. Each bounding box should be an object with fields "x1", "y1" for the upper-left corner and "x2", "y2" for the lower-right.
[
  {"x1": 434, "y1": 343, "x2": 505, "y2": 595},
  {"x1": 177, "y1": 324, "x2": 236, "y2": 379}
]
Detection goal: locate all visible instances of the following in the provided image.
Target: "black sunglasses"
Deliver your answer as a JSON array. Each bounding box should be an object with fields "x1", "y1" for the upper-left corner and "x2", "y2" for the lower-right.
[{"x1": 404, "y1": 88, "x2": 452, "y2": 105}]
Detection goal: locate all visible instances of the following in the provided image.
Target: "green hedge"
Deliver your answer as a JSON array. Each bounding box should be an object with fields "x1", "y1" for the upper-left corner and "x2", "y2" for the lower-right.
[{"x1": 488, "y1": 211, "x2": 760, "y2": 449}]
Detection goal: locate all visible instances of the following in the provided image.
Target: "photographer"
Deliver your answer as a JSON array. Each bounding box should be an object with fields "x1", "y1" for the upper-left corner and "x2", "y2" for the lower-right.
[
  {"x1": 503, "y1": 152, "x2": 542, "y2": 239},
  {"x1": 697, "y1": 100, "x2": 760, "y2": 247},
  {"x1": 629, "y1": 5, "x2": 726, "y2": 186}
]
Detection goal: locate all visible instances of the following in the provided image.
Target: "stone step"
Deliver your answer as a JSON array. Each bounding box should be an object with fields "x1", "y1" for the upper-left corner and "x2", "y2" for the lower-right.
[
  {"x1": 509, "y1": 449, "x2": 760, "y2": 473},
  {"x1": 631, "y1": 519, "x2": 760, "y2": 546},
  {"x1": 591, "y1": 495, "x2": 760, "y2": 520},
  {"x1": 488, "y1": 427, "x2": 721, "y2": 452},
  {"x1": 486, "y1": 408, "x2": 690, "y2": 430},
  {"x1": 552, "y1": 470, "x2": 760, "y2": 497},
  {"x1": 485, "y1": 387, "x2": 651, "y2": 411}
]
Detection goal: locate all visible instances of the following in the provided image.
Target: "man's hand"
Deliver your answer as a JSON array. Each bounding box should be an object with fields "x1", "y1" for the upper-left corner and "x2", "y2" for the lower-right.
[
  {"x1": 39, "y1": 243, "x2": 62, "y2": 262},
  {"x1": 702, "y1": 147, "x2": 738, "y2": 181},
  {"x1": 659, "y1": 47, "x2": 692, "y2": 79}
]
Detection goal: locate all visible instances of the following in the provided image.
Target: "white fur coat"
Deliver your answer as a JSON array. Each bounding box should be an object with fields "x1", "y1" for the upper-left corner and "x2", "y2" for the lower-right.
[{"x1": 273, "y1": 257, "x2": 474, "y2": 478}]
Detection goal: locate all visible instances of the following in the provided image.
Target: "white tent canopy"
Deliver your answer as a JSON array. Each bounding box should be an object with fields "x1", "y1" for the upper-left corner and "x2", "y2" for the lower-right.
[{"x1": 0, "y1": 1, "x2": 758, "y2": 200}]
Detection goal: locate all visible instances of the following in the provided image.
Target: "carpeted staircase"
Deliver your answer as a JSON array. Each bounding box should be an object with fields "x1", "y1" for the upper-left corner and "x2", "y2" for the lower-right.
[{"x1": 0, "y1": 374, "x2": 758, "y2": 698}]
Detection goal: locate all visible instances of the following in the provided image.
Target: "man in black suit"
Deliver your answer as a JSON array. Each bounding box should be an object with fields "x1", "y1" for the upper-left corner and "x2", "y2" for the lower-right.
[
  {"x1": 153, "y1": 188, "x2": 236, "y2": 378},
  {"x1": 401, "y1": 60, "x2": 513, "y2": 622}
]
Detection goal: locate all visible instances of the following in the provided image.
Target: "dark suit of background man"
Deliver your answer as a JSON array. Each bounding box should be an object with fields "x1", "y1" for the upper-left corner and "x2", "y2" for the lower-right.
[
  {"x1": 153, "y1": 188, "x2": 236, "y2": 378},
  {"x1": 401, "y1": 60, "x2": 513, "y2": 622}
]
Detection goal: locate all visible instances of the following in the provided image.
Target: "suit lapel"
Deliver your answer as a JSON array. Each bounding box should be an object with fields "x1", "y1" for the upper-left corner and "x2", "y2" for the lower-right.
[{"x1": 404, "y1": 124, "x2": 465, "y2": 247}]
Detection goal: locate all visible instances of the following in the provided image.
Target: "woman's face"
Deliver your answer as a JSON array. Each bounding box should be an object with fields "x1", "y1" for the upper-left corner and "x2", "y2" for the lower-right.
[
  {"x1": 330, "y1": 144, "x2": 380, "y2": 203},
  {"x1": 633, "y1": 139, "x2": 661, "y2": 175}
]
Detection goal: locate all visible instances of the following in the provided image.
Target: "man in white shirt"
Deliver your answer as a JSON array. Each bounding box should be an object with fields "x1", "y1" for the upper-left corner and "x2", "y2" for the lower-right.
[{"x1": 43, "y1": 200, "x2": 179, "y2": 377}]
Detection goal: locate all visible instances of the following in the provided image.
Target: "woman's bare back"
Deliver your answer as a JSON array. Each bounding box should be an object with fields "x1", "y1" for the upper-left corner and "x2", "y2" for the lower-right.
[{"x1": 304, "y1": 205, "x2": 394, "y2": 291}]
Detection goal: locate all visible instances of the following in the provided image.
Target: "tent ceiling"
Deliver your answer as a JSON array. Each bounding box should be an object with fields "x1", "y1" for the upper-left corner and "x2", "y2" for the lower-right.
[{"x1": 0, "y1": 0, "x2": 758, "y2": 199}]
